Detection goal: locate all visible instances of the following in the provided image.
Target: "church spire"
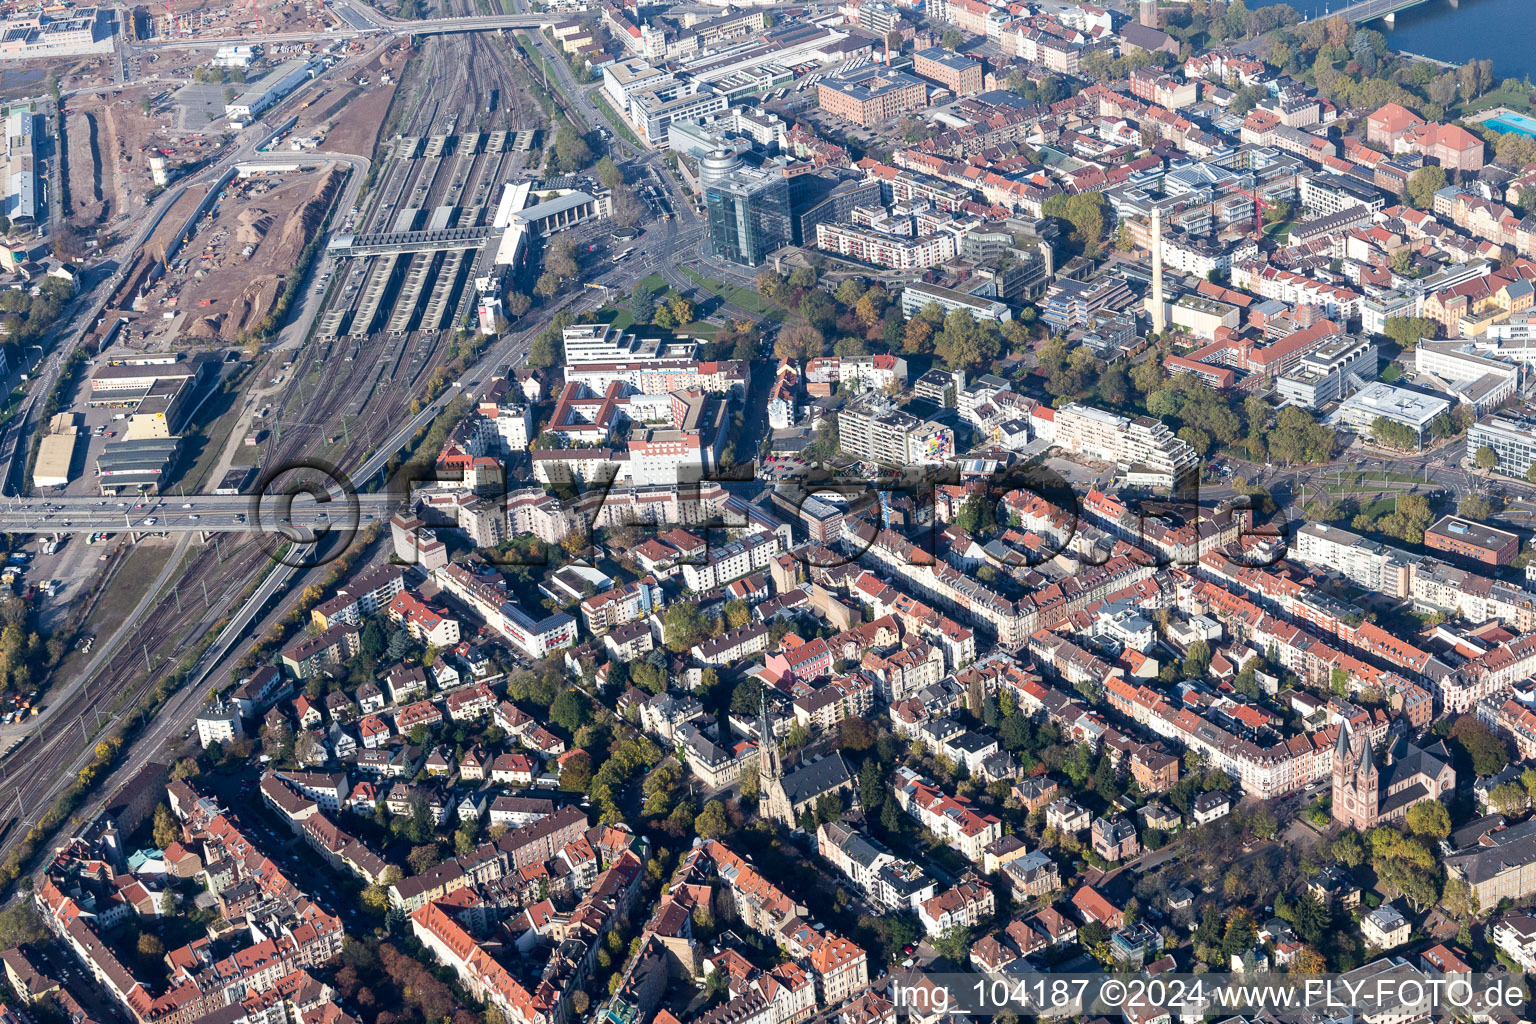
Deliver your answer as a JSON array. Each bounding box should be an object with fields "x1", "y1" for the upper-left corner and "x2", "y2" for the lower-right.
[{"x1": 759, "y1": 688, "x2": 782, "y2": 781}]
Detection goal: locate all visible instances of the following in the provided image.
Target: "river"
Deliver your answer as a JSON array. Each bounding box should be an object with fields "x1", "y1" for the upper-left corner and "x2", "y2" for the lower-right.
[{"x1": 1248, "y1": 0, "x2": 1536, "y2": 83}]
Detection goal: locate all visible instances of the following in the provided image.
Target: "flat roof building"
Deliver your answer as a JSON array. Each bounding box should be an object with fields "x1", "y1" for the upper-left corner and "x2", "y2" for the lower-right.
[
  {"x1": 900, "y1": 282, "x2": 1011, "y2": 323},
  {"x1": 1470, "y1": 413, "x2": 1536, "y2": 479},
  {"x1": 705, "y1": 163, "x2": 792, "y2": 267},
  {"x1": 225, "y1": 59, "x2": 316, "y2": 120},
  {"x1": 1424, "y1": 515, "x2": 1520, "y2": 567},
  {"x1": 1332, "y1": 381, "x2": 1451, "y2": 444}
]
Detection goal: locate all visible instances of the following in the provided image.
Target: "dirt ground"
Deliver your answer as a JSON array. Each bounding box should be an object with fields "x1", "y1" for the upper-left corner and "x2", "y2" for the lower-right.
[
  {"x1": 126, "y1": 166, "x2": 343, "y2": 347},
  {"x1": 62, "y1": 84, "x2": 230, "y2": 232},
  {"x1": 153, "y1": 0, "x2": 340, "y2": 38},
  {"x1": 312, "y1": 45, "x2": 409, "y2": 157}
]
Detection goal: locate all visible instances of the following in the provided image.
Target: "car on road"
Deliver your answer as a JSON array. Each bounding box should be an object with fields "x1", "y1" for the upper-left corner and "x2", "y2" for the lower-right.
[{"x1": 182, "y1": 503, "x2": 193, "y2": 508}]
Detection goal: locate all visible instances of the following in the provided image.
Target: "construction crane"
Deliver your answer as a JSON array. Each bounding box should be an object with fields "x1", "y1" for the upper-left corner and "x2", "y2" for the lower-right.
[{"x1": 164, "y1": 0, "x2": 177, "y2": 39}]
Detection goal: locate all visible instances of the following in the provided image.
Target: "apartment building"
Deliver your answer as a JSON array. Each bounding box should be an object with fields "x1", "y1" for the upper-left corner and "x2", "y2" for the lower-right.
[
  {"x1": 1292, "y1": 523, "x2": 1415, "y2": 597},
  {"x1": 815, "y1": 221, "x2": 956, "y2": 269},
  {"x1": 892, "y1": 766, "x2": 1001, "y2": 863},
  {"x1": 1052, "y1": 403, "x2": 1198, "y2": 490},
  {"x1": 837, "y1": 397, "x2": 955, "y2": 466}
]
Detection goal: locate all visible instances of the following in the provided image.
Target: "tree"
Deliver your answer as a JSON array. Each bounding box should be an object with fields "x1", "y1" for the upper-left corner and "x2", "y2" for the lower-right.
[
  {"x1": 153, "y1": 805, "x2": 179, "y2": 849},
  {"x1": 1331, "y1": 828, "x2": 1367, "y2": 868},
  {"x1": 723, "y1": 600, "x2": 752, "y2": 629},
  {"x1": 940, "y1": 28, "x2": 963, "y2": 49},
  {"x1": 1474, "y1": 445, "x2": 1498, "y2": 472},
  {"x1": 630, "y1": 288, "x2": 655, "y2": 324},
  {"x1": 663, "y1": 602, "x2": 710, "y2": 652},
  {"x1": 799, "y1": 290, "x2": 837, "y2": 332},
  {"x1": 595, "y1": 156, "x2": 624, "y2": 188},
  {"x1": 1381, "y1": 317, "x2": 1437, "y2": 347},
  {"x1": 553, "y1": 124, "x2": 593, "y2": 171},
  {"x1": 550, "y1": 691, "x2": 587, "y2": 733},
  {"x1": 1458, "y1": 493, "x2": 1494, "y2": 520},
  {"x1": 933, "y1": 924, "x2": 971, "y2": 962},
  {"x1": 408, "y1": 844, "x2": 442, "y2": 874},
  {"x1": 137, "y1": 933, "x2": 164, "y2": 959},
  {"x1": 1406, "y1": 166, "x2": 1448, "y2": 211},
  {"x1": 1042, "y1": 192, "x2": 1110, "y2": 256},
  {"x1": 1450, "y1": 716, "x2": 1511, "y2": 776},
  {"x1": 1405, "y1": 800, "x2": 1450, "y2": 840},
  {"x1": 1370, "y1": 416, "x2": 1419, "y2": 451},
  {"x1": 775, "y1": 322, "x2": 825, "y2": 362},
  {"x1": 730, "y1": 678, "x2": 765, "y2": 714},
  {"x1": 695, "y1": 800, "x2": 729, "y2": 838}
]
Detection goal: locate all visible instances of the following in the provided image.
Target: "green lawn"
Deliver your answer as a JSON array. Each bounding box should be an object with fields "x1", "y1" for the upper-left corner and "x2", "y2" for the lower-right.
[
  {"x1": 679, "y1": 267, "x2": 787, "y2": 321},
  {"x1": 513, "y1": 33, "x2": 570, "y2": 110},
  {"x1": 1457, "y1": 85, "x2": 1536, "y2": 120},
  {"x1": 593, "y1": 303, "x2": 717, "y2": 338}
]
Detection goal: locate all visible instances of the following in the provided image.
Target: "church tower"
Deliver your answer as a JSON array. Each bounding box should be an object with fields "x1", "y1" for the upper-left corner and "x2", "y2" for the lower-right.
[
  {"x1": 759, "y1": 691, "x2": 793, "y2": 826},
  {"x1": 759, "y1": 690, "x2": 783, "y2": 783},
  {"x1": 1332, "y1": 721, "x2": 1379, "y2": 830}
]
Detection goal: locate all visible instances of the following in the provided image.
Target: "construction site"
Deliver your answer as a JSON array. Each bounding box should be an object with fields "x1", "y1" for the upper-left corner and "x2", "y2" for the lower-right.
[
  {"x1": 150, "y1": 0, "x2": 340, "y2": 43},
  {"x1": 96, "y1": 161, "x2": 347, "y2": 354}
]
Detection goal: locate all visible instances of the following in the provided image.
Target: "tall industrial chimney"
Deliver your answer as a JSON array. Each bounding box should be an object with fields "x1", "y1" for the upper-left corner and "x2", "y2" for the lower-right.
[{"x1": 1151, "y1": 205, "x2": 1166, "y2": 336}]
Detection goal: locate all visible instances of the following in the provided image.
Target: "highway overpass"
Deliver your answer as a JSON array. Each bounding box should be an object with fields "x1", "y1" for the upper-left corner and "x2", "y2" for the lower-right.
[{"x1": 0, "y1": 494, "x2": 402, "y2": 535}]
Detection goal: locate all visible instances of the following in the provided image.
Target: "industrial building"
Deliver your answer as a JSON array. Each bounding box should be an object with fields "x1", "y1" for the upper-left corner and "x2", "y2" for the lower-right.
[
  {"x1": 225, "y1": 59, "x2": 319, "y2": 120},
  {"x1": 35, "y1": 414, "x2": 80, "y2": 489},
  {"x1": 910, "y1": 48, "x2": 983, "y2": 95},
  {"x1": 817, "y1": 65, "x2": 927, "y2": 127},
  {"x1": 96, "y1": 437, "x2": 181, "y2": 495},
  {"x1": 3, "y1": 108, "x2": 36, "y2": 229},
  {"x1": 0, "y1": 8, "x2": 114, "y2": 58}
]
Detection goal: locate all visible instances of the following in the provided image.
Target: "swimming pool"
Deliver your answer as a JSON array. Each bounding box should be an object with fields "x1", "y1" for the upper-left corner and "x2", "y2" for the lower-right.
[{"x1": 1484, "y1": 111, "x2": 1536, "y2": 139}]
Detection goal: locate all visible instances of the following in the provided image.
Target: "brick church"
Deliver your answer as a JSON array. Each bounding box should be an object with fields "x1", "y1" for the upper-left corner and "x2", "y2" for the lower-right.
[{"x1": 1332, "y1": 719, "x2": 1455, "y2": 830}]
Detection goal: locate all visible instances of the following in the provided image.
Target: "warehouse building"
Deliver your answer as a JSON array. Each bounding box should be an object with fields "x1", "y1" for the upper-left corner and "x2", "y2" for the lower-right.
[
  {"x1": 225, "y1": 59, "x2": 318, "y2": 120},
  {"x1": 96, "y1": 437, "x2": 181, "y2": 495}
]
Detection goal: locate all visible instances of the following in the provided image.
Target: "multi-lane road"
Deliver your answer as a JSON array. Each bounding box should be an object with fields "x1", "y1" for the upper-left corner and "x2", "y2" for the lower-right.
[{"x1": 0, "y1": 494, "x2": 399, "y2": 535}]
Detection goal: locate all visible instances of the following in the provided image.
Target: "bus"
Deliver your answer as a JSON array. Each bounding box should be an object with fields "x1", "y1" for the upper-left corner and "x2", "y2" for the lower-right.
[{"x1": 612, "y1": 247, "x2": 635, "y2": 263}]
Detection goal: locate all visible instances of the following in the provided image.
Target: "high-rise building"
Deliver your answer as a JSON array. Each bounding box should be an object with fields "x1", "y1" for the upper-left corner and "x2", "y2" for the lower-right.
[{"x1": 705, "y1": 163, "x2": 792, "y2": 266}]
